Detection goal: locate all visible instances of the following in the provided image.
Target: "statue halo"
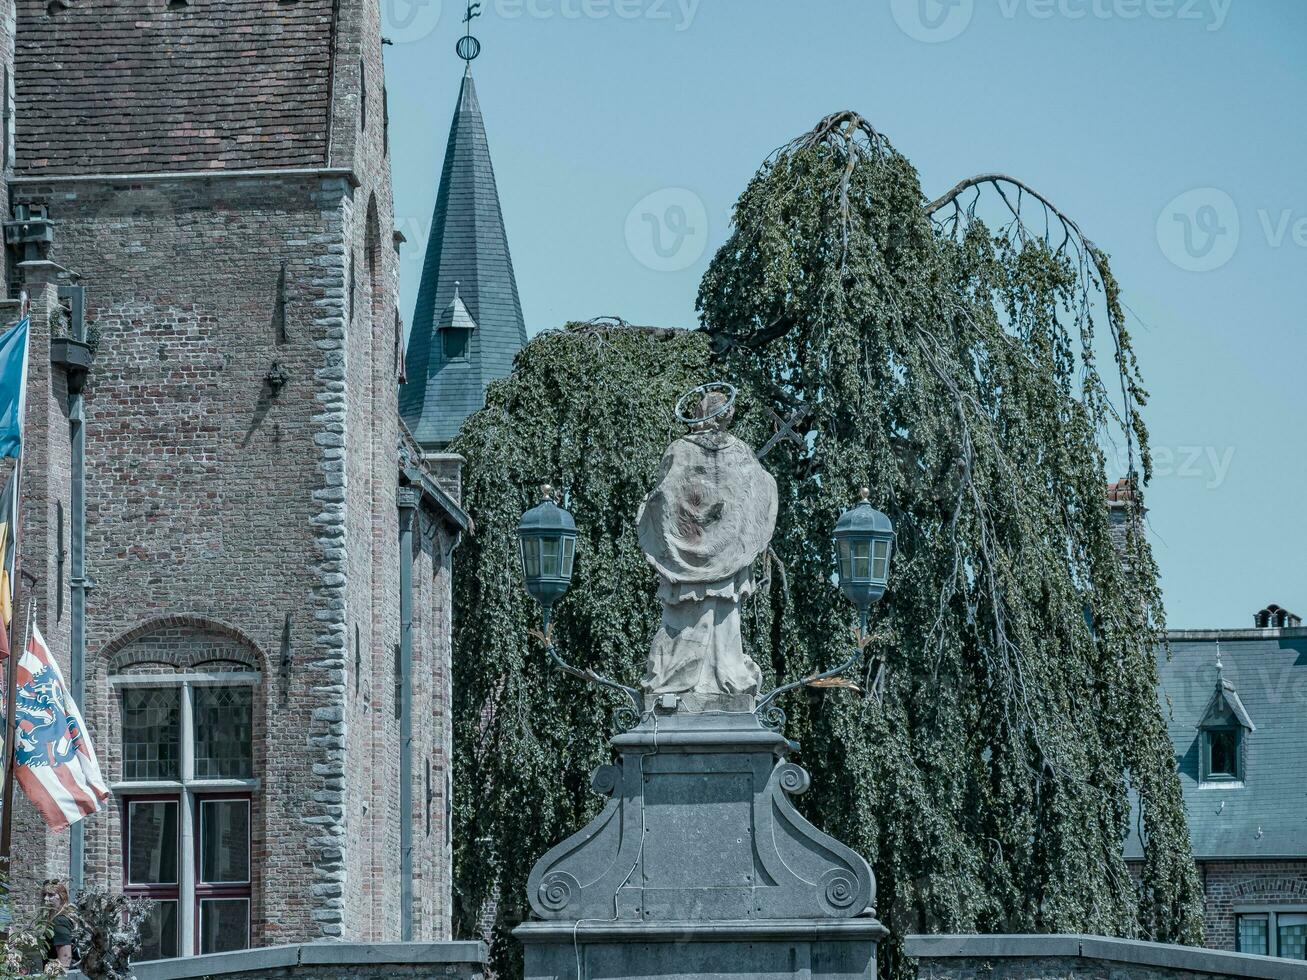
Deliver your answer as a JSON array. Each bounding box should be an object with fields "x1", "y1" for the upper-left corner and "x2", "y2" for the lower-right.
[{"x1": 674, "y1": 382, "x2": 737, "y2": 428}]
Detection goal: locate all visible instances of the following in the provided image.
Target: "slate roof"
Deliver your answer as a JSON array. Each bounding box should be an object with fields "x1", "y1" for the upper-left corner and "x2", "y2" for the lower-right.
[
  {"x1": 1126, "y1": 626, "x2": 1307, "y2": 861},
  {"x1": 399, "y1": 67, "x2": 526, "y2": 450},
  {"x1": 14, "y1": 0, "x2": 333, "y2": 174}
]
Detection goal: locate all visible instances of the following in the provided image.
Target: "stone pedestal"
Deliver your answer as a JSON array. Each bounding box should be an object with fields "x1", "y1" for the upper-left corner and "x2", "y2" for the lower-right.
[{"x1": 514, "y1": 712, "x2": 887, "y2": 979}]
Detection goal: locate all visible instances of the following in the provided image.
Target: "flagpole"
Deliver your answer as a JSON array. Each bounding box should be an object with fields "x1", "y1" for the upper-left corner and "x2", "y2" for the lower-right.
[{"x1": 0, "y1": 455, "x2": 27, "y2": 883}]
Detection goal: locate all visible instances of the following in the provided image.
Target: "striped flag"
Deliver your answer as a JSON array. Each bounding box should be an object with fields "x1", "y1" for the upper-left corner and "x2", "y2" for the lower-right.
[{"x1": 10, "y1": 622, "x2": 109, "y2": 830}]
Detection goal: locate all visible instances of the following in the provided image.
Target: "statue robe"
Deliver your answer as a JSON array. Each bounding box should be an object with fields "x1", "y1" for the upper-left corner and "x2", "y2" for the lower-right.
[{"x1": 637, "y1": 430, "x2": 777, "y2": 706}]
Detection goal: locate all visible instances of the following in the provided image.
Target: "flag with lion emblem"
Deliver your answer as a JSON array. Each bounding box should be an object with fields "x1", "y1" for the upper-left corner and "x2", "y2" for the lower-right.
[{"x1": 10, "y1": 621, "x2": 108, "y2": 830}]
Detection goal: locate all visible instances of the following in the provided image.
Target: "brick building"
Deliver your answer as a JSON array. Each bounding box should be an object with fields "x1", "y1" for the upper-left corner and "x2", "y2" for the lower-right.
[
  {"x1": 0, "y1": 0, "x2": 515, "y2": 962},
  {"x1": 1126, "y1": 603, "x2": 1307, "y2": 960}
]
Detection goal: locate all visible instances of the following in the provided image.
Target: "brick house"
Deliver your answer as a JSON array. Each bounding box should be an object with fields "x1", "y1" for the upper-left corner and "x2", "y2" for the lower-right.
[
  {"x1": 0, "y1": 0, "x2": 520, "y2": 963},
  {"x1": 1127, "y1": 603, "x2": 1307, "y2": 960}
]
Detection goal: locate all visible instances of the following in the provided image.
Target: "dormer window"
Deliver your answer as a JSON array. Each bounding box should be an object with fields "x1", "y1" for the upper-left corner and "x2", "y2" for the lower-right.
[
  {"x1": 437, "y1": 282, "x2": 476, "y2": 364},
  {"x1": 1196, "y1": 655, "x2": 1254, "y2": 787}
]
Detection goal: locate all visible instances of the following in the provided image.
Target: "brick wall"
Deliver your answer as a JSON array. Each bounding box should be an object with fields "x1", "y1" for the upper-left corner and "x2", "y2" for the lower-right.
[
  {"x1": 1197, "y1": 859, "x2": 1307, "y2": 951},
  {"x1": 3, "y1": 159, "x2": 450, "y2": 947},
  {"x1": 409, "y1": 504, "x2": 456, "y2": 939},
  {"x1": 10, "y1": 172, "x2": 357, "y2": 944},
  {"x1": 3, "y1": 0, "x2": 460, "y2": 949},
  {"x1": 6, "y1": 275, "x2": 75, "y2": 900}
]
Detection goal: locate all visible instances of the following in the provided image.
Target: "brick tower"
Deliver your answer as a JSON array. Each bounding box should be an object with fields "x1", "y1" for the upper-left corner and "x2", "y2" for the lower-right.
[{"x1": 2, "y1": 0, "x2": 468, "y2": 960}]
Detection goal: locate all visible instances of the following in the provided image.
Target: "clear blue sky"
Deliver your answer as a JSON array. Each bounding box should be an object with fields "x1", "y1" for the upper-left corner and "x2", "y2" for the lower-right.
[{"x1": 383, "y1": 0, "x2": 1305, "y2": 630}]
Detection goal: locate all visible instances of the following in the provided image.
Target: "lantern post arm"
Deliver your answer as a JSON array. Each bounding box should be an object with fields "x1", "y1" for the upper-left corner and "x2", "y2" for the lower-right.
[
  {"x1": 531, "y1": 612, "x2": 641, "y2": 711},
  {"x1": 543, "y1": 641, "x2": 642, "y2": 710},
  {"x1": 754, "y1": 646, "x2": 865, "y2": 714},
  {"x1": 754, "y1": 610, "x2": 877, "y2": 723}
]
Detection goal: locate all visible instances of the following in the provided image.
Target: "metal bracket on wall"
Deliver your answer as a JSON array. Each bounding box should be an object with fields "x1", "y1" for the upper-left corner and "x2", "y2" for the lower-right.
[
  {"x1": 265, "y1": 360, "x2": 290, "y2": 394},
  {"x1": 3, "y1": 203, "x2": 54, "y2": 264}
]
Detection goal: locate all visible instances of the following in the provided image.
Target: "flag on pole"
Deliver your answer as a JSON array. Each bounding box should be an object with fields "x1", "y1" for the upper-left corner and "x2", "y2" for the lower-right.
[
  {"x1": 0, "y1": 469, "x2": 17, "y2": 633},
  {"x1": 0, "y1": 317, "x2": 29, "y2": 459},
  {"x1": 9, "y1": 622, "x2": 109, "y2": 830}
]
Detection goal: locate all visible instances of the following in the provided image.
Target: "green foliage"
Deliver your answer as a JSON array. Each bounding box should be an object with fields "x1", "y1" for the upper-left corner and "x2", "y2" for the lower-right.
[
  {"x1": 450, "y1": 325, "x2": 719, "y2": 975},
  {"x1": 72, "y1": 887, "x2": 149, "y2": 980},
  {"x1": 451, "y1": 114, "x2": 1204, "y2": 977}
]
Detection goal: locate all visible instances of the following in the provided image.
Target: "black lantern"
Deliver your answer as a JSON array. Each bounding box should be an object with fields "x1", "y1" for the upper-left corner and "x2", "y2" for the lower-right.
[
  {"x1": 833, "y1": 488, "x2": 895, "y2": 626},
  {"x1": 517, "y1": 485, "x2": 577, "y2": 617}
]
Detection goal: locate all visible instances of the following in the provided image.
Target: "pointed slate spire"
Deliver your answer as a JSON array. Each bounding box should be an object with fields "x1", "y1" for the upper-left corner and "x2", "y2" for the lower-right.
[{"x1": 401, "y1": 65, "x2": 526, "y2": 449}]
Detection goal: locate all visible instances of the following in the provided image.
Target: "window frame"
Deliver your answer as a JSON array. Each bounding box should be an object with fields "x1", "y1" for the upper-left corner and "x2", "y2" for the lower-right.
[
  {"x1": 1236, "y1": 906, "x2": 1307, "y2": 959},
  {"x1": 125, "y1": 797, "x2": 181, "y2": 887},
  {"x1": 112, "y1": 672, "x2": 259, "y2": 959},
  {"x1": 1200, "y1": 724, "x2": 1243, "y2": 785},
  {"x1": 194, "y1": 794, "x2": 253, "y2": 955}
]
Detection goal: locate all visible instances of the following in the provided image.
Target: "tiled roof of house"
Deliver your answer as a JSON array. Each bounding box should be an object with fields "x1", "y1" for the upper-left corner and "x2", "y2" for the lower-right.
[
  {"x1": 1126, "y1": 625, "x2": 1307, "y2": 861},
  {"x1": 14, "y1": 0, "x2": 333, "y2": 175},
  {"x1": 399, "y1": 66, "x2": 526, "y2": 450}
]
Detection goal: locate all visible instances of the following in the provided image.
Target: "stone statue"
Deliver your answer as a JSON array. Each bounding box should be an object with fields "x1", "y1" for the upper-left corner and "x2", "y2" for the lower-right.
[
  {"x1": 637, "y1": 385, "x2": 777, "y2": 711},
  {"x1": 520, "y1": 382, "x2": 884, "y2": 978}
]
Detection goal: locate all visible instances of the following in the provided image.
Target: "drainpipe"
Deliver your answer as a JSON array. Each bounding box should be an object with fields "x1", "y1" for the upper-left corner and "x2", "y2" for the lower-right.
[
  {"x1": 397, "y1": 488, "x2": 417, "y2": 941},
  {"x1": 58, "y1": 284, "x2": 88, "y2": 895}
]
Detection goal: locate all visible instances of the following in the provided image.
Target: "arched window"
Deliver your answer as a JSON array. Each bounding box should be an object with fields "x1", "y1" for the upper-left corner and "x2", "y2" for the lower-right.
[{"x1": 107, "y1": 620, "x2": 263, "y2": 961}]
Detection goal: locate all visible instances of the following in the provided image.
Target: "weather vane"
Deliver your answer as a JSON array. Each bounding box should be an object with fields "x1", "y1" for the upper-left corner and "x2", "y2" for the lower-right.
[{"x1": 456, "y1": 0, "x2": 482, "y2": 63}]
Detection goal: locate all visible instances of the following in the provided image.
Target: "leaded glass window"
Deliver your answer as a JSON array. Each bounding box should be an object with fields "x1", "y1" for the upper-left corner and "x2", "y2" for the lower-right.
[
  {"x1": 1238, "y1": 914, "x2": 1269, "y2": 955},
  {"x1": 193, "y1": 686, "x2": 253, "y2": 779},
  {"x1": 122, "y1": 688, "x2": 181, "y2": 781},
  {"x1": 1235, "y1": 911, "x2": 1307, "y2": 958},
  {"x1": 1279, "y1": 914, "x2": 1307, "y2": 960}
]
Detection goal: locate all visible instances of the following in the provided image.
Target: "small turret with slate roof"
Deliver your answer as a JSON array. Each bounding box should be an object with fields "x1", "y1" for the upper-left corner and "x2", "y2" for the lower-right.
[{"x1": 400, "y1": 14, "x2": 527, "y2": 450}]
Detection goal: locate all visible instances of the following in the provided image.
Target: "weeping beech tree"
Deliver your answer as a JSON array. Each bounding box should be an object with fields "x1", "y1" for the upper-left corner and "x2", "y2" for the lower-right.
[{"x1": 451, "y1": 111, "x2": 1203, "y2": 978}]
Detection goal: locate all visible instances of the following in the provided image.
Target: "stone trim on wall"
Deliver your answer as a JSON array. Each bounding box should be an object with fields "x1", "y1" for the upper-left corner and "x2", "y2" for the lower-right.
[
  {"x1": 304, "y1": 179, "x2": 352, "y2": 939},
  {"x1": 906, "y1": 933, "x2": 1307, "y2": 980},
  {"x1": 78, "y1": 941, "x2": 485, "y2": 980}
]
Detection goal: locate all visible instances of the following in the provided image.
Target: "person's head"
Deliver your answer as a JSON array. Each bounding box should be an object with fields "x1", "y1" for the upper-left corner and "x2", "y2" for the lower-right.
[{"x1": 40, "y1": 880, "x2": 68, "y2": 909}]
